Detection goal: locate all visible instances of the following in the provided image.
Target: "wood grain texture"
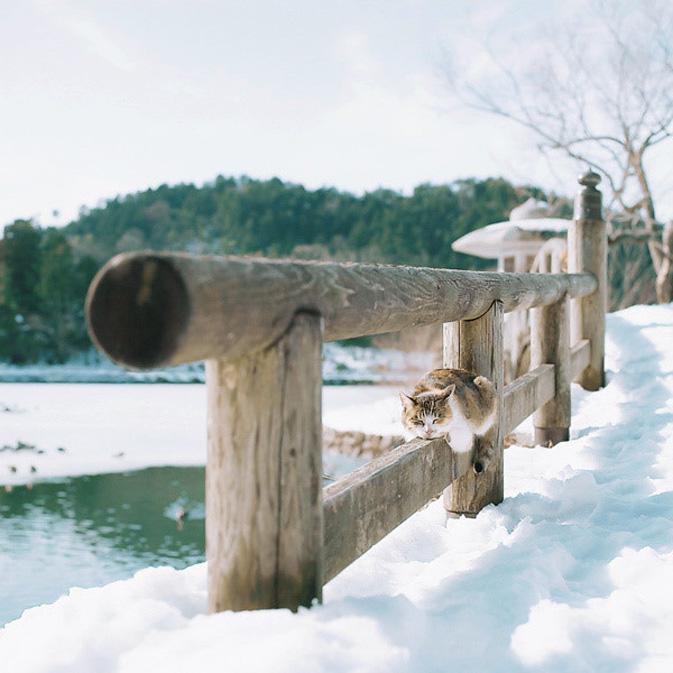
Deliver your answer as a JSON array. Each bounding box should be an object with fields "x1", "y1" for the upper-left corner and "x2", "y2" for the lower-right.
[
  {"x1": 501, "y1": 364, "x2": 555, "y2": 434},
  {"x1": 322, "y1": 436, "x2": 471, "y2": 582},
  {"x1": 206, "y1": 311, "x2": 323, "y2": 613},
  {"x1": 570, "y1": 339, "x2": 591, "y2": 381},
  {"x1": 442, "y1": 302, "x2": 505, "y2": 516},
  {"x1": 531, "y1": 296, "x2": 571, "y2": 445},
  {"x1": 568, "y1": 171, "x2": 607, "y2": 391},
  {"x1": 656, "y1": 221, "x2": 673, "y2": 303},
  {"x1": 86, "y1": 252, "x2": 597, "y2": 369}
]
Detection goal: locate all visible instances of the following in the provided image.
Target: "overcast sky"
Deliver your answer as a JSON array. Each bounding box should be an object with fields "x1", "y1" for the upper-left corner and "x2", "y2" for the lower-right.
[{"x1": 2, "y1": 0, "x2": 671, "y2": 226}]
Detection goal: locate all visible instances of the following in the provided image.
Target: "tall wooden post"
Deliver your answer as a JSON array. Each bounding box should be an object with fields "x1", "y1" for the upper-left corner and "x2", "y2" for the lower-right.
[
  {"x1": 530, "y1": 296, "x2": 570, "y2": 445},
  {"x1": 442, "y1": 301, "x2": 504, "y2": 516},
  {"x1": 206, "y1": 311, "x2": 324, "y2": 612},
  {"x1": 656, "y1": 221, "x2": 673, "y2": 303},
  {"x1": 568, "y1": 171, "x2": 607, "y2": 390}
]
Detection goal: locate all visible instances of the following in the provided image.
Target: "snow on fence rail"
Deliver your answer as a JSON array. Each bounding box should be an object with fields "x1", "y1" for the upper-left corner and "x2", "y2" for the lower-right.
[{"x1": 85, "y1": 171, "x2": 607, "y2": 614}]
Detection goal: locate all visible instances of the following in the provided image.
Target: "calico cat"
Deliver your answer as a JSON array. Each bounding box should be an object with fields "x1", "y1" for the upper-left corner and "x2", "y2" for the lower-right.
[{"x1": 400, "y1": 368, "x2": 497, "y2": 473}]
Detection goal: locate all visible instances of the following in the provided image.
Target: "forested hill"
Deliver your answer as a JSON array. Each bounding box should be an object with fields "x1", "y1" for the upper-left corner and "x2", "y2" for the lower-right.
[
  {"x1": 0, "y1": 175, "x2": 551, "y2": 364},
  {"x1": 66, "y1": 176, "x2": 545, "y2": 267}
]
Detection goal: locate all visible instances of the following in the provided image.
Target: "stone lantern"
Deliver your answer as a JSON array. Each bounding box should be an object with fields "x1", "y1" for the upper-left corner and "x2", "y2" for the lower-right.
[{"x1": 452, "y1": 198, "x2": 572, "y2": 379}]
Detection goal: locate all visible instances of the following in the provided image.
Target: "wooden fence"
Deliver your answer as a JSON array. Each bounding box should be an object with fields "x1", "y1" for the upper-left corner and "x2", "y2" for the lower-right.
[{"x1": 85, "y1": 171, "x2": 607, "y2": 613}]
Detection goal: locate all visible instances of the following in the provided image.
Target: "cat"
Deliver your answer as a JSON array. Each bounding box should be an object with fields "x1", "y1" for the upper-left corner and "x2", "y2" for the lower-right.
[{"x1": 400, "y1": 368, "x2": 497, "y2": 473}]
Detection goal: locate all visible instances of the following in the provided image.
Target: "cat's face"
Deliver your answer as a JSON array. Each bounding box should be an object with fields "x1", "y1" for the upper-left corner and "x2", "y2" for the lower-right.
[{"x1": 400, "y1": 386, "x2": 455, "y2": 439}]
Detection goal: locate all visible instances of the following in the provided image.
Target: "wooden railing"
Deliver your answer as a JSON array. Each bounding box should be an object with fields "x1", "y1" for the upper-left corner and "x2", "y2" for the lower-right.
[{"x1": 85, "y1": 171, "x2": 607, "y2": 613}]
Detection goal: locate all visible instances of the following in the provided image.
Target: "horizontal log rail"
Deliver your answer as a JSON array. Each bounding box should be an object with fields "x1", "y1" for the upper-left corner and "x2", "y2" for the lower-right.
[
  {"x1": 502, "y1": 364, "x2": 555, "y2": 435},
  {"x1": 571, "y1": 339, "x2": 591, "y2": 381},
  {"x1": 86, "y1": 252, "x2": 597, "y2": 369},
  {"x1": 323, "y1": 437, "x2": 471, "y2": 581}
]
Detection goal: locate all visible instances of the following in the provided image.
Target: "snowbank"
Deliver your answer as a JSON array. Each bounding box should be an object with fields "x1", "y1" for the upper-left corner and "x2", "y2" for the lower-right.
[
  {"x1": 0, "y1": 344, "x2": 423, "y2": 485},
  {"x1": 451, "y1": 217, "x2": 569, "y2": 259},
  {"x1": 0, "y1": 384, "x2": 400, "y2": 486},
  {"x1": 3, "y1": 304, "x2": 673, "y2": 672},
  {"x1": 0, "y1": 344, "x2": 432, "y2": 384}
]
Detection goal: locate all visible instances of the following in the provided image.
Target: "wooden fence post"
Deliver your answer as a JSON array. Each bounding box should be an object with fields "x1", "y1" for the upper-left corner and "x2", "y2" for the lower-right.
[
  {"x1": 206, "y1": 311, "x2": 323, "y2": 612},
  {"x1": 530, "y1": 296, "x2": 570, "y2": 445},
  {"x1": 656, "y1": 221, "x2": 673, "y2": 303},
  {"x1": 568, "y1": 171, "x2": 607, "y2": 390},
  {"x1": 442, "y1": 301, "x2": 504, "y2": 516}
]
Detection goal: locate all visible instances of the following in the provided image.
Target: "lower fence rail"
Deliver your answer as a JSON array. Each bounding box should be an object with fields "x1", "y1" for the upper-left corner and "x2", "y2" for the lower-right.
[
  {"x1": 323, "y1": 437, "x2": 472, "y2": 582},
  {"x1": 571, "y1": 339, "x2": 591, "y2": 381},
  {"x1": 502, "y1": 364, "x2": 555, "y2": 435},
  {"x1": 324, "y1": 332, "x2": 589, "y2": 584}
]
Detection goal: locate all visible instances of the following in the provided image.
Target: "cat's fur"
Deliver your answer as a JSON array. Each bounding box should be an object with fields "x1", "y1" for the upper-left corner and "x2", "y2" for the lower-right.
[{"x1": 400, "y1": 368, "x2": 497, "y2": 473}]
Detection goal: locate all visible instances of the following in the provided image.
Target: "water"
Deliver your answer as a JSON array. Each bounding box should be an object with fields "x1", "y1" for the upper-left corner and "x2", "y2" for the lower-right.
[
  {"x1": 0, "y1": 381, "x2": 400, "y2": 626},
  {"x1": 0, "y1": 467, "x2": 205, "y2": 626}
]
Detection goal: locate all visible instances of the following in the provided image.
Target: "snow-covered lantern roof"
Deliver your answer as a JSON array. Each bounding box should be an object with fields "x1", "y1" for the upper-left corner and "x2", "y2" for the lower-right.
[{"x1": 452, "y1": 197, "x2": 570, "y2": 261}]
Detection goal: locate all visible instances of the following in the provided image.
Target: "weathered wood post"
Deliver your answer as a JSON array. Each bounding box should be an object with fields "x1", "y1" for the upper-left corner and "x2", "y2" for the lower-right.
[
  {"x1": 656, "y1": 221, "x2": 673, "y2": 303},
  {"x1": 530, "y1": 296, "x2": 570, "y2": 445},
  {"x1": 442, "y1": 302, "x2": 504, "y2": 516},
  {"x1": 568, "y1": 171, "x2": 607, "y2": 390},
  {"x1": 206, "y1": 311, "x2": 324, "y2": 612}
]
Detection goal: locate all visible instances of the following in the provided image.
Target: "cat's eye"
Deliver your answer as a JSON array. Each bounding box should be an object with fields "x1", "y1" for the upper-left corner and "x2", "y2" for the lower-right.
[{"x1": 413, "y1": 420, "x2": 423, "y2": 426}]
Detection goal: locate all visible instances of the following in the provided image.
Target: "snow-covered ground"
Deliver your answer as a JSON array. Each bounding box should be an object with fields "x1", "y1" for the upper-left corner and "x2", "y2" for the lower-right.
[
  {"x1": 0, "y1": 343, "x2": 432, "y2": 384},
  {"x1": 0, "y1": 344, "x2": 426, "y2": 484},
  {"x1": 3, "y1": 304, "x2": 673, "y2": 672},
  {"x1": 0, "y1": 384, "x2": 400, "y2": 486}
]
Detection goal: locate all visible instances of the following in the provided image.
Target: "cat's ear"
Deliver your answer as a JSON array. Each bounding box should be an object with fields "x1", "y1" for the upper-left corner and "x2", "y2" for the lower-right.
[
  {"x1": 437, "y1": 384, "x2": 455, "y2": 399},
  {"x1": 399, "y1": 392, "x2": 416, "y2": 410}
]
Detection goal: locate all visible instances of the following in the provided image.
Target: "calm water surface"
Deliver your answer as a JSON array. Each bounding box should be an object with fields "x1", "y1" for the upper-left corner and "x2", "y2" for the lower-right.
[
  {"x1": 0, "y1": 381, "x2": 392, "y2": 626},
  {"x1": 0, "y1": 467, "x2": 205, "y2": 625}
]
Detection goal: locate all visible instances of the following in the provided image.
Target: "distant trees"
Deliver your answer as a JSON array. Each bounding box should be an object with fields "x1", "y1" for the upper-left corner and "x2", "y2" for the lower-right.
[
  {"x1": 1, "y1": 220, "x2": 98, "y2": 363},
  {"x1": 66, "y1": 175, "x2": 539, "y2": 269},
  {"x1": 0, "y1": 175, "x2": 548, "y2": 363},
  {"x1": 4, "y1": 220, "x2": 42, "y2": 314},
  {"x1": 0, "y1": 220, "x2": 44, "y2": 363}
]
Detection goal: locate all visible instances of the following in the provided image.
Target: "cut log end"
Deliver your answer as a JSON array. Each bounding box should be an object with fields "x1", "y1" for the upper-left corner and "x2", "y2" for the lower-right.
[{"x1": 86, "y1": 254, "x2": 190, "y2": 369}]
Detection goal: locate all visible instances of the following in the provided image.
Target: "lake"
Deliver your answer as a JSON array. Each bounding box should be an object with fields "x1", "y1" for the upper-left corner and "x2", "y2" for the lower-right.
[
  {"x1": 0, "y1": 467, "x2": 204, "y2": 625},
  {"x1": 0, "y1": 382, "x2": 401, "y2": 625}
]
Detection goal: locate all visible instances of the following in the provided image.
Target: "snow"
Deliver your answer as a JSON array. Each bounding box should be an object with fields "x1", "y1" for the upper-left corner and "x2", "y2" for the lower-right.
[
  {"x1": 0, "y1": 384, "x2": 400, "y2": 486},
  {"x1": 451, "y1": 217, "x2": 569, "y2": 259},
  {"x1": 0, "y1": 344, "x2": 432, "y2": 385},
  {"x1": 0, "y1": 385, "x2": 403, "y2": 486},
  {"x1": 4, "y1": 303, "x2": 673, "y2": 672},
  {"x1": 509, "y1": 198, "x2": 553, "y2": 221}
]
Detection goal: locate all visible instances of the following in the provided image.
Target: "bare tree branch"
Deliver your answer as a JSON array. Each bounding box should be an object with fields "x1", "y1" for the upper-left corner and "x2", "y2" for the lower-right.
[{"x1": 447, "y1": 0, "x2": 673, "y2": 301}]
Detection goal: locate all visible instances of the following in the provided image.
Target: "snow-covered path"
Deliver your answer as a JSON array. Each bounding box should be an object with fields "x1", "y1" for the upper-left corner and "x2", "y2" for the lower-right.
[{"x1": 3, "y1": 305, "x2": 673, "y2": 672}]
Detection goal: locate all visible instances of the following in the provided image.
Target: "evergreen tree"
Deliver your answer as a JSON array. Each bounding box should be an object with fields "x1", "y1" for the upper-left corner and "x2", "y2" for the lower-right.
[
  {"x1": 3, "y1": 219, "x2": 42, "y2": 315},
  {"x1": 0, "y1": 176, "x2": 553, "y2": 363}
]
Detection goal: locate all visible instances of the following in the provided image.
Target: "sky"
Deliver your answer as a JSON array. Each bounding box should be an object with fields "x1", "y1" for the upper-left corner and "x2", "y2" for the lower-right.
[{"x1": 1, "y1": 0, "x2": 671, "y2": 226}]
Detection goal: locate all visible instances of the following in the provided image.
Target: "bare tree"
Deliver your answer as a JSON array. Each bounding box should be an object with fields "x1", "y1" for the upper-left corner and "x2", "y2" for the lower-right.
[{"x1": 449, "y1": 1, "x2": 673, "y2": 302}]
